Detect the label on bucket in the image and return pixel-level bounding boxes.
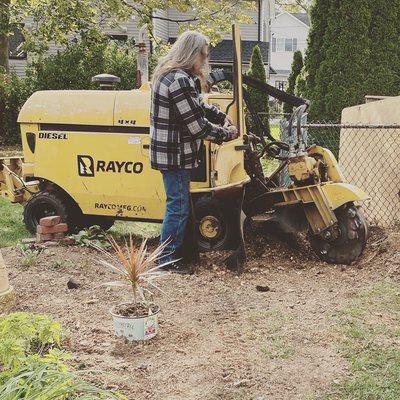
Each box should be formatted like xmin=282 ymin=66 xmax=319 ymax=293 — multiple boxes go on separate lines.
xmin=144 ymin=316 xmax=158 ymax=340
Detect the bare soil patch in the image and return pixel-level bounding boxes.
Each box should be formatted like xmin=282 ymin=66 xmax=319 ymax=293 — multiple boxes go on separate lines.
xmin=3 ymin=226 xmax=399 ymax=400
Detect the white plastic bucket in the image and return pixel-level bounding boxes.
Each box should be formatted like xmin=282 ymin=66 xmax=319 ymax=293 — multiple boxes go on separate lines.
xmin=110 ymin=302 xmax=160 ymax=341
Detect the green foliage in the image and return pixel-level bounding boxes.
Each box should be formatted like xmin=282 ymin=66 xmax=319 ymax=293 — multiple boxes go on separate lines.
xmin=364 ymin=0 xmax=400 ymax=97
xmin=0 ymin=69 xmax=35 ymax=145
xmin=74 ymin=225 xmax=111 ymax=249
xmin=0 ymin=312 xmax=125 ymax=399
xmin=0 ymin=198 xmax=31 ymax=247
xmin=1 ymin=36 xmax=139 ymax=145
xmin=246 ymin=45 xmax=270 ymax=137
xmin=17 ymin=243 xmax=42 ymax=267
xmin=304 ymin=0 xmax=400 ymax=121
xmin=26 ymin=36 xmax=138 ymax=91
xmin=283 ymin=50 xmax=303 ymax=114
xmin=3 ymin=0 xmax=252 ymax=62
xmin=0 ymin=312 xmax=62 ymax=371
xmin=294 ymin=66 xmax=307 ymax=98
xmin=275 ymin=0 xmax=311 ymax=13
xmin=302 ymin=0 xmax=331 ymax=102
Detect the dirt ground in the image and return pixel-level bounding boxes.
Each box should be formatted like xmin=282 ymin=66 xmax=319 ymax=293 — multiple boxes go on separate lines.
xmin=3 ymin=225 xmax=400 ymax=400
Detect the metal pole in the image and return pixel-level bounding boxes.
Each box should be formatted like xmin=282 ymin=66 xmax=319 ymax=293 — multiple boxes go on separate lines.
xmin=137 ymin=25 xmax=149 ymax=88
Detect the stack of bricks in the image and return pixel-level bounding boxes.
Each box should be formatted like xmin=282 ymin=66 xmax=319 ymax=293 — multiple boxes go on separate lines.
xmin=36 ymin=216 xmax=68 ymax=242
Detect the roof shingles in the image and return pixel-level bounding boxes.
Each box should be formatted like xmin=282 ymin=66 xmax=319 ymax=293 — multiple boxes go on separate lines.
xmin=210 ymin=39 xmax=270 ymax=65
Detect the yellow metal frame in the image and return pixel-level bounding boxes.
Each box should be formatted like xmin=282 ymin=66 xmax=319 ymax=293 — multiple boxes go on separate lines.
xmin=0 ymin=158 xmax=39 ymax=203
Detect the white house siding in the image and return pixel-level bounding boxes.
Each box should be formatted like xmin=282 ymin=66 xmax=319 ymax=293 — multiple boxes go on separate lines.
xmin=221 ymin=9 xmax=259 ymax=41
xmin=166 ymin=8 xmax=190 ymax=39
xmin=269 ymin=12 xmax=308 ymax=87
xmin=166 ymin=7 xmax=261 ymax=41
xmin=9 ymin=59 xmax=27 ymax=76
xmin=153 ymin=10 xmax=169 ymax=41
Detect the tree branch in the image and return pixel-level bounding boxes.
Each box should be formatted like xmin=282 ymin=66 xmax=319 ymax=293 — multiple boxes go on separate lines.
xmin=275 ymin=0 xmax=310 ymax=14
xmin=120 ymin=0 xmax=199 ymax=23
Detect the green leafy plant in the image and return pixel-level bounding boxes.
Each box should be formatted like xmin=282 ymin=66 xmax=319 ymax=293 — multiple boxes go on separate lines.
xmin=0 ymin=313 xmax=125 ymax=399
xmin=17 ymin=243 xmax=42 ymax=267
xmin=74 ymin=225 xmax=111 ymax=249
xmin=246 ymin=44 xmax=270 ymax=137
xmin=0 ymin=70 xmax=35 ymax=145
xmin=283 ymin=50 xmax=303 ymax=115
xmin=0 ymin=312 xmax=62 ymax=371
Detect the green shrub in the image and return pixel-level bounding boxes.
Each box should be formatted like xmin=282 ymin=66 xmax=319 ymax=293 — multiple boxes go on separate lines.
xmin=27 ymin=37 xmax=138 ymax=91
xmin=1 ymin=36 xmax=141 ymax=145
xmin=304 ymin=0 xmax=400 ymax=121
xmin=283 ymin=50 xmax=303 ymax=115
xmin=246 ymin=45 xmax=270 ymax=137
xmin=0 ymin=70 xmax=35 ymax=145
xmin=0 ymin=312 xmax=62 ymax=370
xmin=0 ymin=312 xmax=125 ymax=400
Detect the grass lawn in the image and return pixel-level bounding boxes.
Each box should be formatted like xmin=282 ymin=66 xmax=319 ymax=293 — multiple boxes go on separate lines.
xmin=0 ymin=198 xmax=31 ymax=248
xmin=0 ymin=197 xmax=160 ymax=248
xmin=326 ymin=282 xmax=400 ymax=399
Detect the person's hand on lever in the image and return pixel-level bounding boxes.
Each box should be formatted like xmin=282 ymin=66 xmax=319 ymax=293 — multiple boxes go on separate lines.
xmin=222 ymin=124 xmax=239 ymax=142
xmin=224 ymin=115 xmax=234 ymax=127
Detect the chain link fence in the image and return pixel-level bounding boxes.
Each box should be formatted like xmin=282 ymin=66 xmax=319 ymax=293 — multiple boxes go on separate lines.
xmin=257 ymin=115 xmax=399 ymax=227
xmin=302 ymin=123 xmax=400 ymax=227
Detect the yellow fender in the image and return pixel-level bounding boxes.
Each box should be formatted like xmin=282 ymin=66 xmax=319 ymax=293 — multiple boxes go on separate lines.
xmin=321 ymin=182 xmax=370 ymax=210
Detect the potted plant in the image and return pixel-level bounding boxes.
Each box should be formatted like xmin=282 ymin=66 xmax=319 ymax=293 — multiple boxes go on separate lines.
xmin=94 ymin=235 xmax=174 ymax=341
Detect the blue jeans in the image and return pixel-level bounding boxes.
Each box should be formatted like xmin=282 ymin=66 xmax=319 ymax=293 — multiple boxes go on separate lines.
xmin=159 ymin=169 xmax=191 ymax=263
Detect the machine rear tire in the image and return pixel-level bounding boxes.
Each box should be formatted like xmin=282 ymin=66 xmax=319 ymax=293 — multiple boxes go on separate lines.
xmin=194 ymin=197 xmax=235 ymax=252
xmin=308 ymin=203 xmax=368 ymax=265
xmin=23 ymin=192 xmax=70 ymax=234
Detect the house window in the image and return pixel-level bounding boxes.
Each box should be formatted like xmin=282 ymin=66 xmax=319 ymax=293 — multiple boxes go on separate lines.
xmin=9 ymin=24 xmax=27 ymax=60
xmin=272 ymin=37 xmax=297 ymax=52
xmin=107 ymin=34 xmax=128 ymax=42
xmin=275 ymin=80 xmax=287 ymax=91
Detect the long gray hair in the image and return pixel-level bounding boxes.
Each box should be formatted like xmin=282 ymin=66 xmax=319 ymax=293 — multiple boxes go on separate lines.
xmin=152 ymin=31 xmax=210 ymax=84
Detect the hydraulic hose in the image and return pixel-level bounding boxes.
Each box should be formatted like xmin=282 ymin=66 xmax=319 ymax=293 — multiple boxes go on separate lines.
xmin=207 ymin=69 xmax=309 ymax=108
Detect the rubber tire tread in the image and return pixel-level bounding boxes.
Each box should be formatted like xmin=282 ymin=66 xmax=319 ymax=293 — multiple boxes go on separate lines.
xmin=308 ymin=204 xmax=367 ymax=265
xmin=23 ymin=191 xmax=69 ymax=234
xmin=194 ymin=197 xmax=236 ymax=252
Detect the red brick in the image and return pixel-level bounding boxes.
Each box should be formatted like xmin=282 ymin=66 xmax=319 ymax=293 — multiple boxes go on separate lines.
xmin=37 ymin=223 xmax=68 ymax=234
xmin=39 ymin=216 xmax=61 ymax=227
xmin=53 ymin=232 xmax=65 ymax=240
xmin=36 ymin=233 xmax=54 ymax=242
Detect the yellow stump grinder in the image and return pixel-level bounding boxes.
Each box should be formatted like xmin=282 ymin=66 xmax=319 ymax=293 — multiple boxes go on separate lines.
xmin=0 ymin=25 xmax=369 ymax=269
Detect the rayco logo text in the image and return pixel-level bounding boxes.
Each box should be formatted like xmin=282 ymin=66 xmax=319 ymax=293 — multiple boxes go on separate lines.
xmin=77 ymin=155 xmax=143 ymax=177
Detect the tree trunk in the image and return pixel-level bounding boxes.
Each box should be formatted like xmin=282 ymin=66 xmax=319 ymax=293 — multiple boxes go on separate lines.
xmin=0 ymin=0 xmax=10 ymax=73
xmin=0 ymin=33 xmax=9 ymax=73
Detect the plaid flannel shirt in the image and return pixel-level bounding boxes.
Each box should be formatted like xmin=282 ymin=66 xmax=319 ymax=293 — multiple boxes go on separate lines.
xmin=150 ymin=69 xmax=229 ymax=170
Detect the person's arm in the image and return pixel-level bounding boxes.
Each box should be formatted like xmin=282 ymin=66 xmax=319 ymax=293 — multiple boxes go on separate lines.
xmin=201 ymin=100 xmax=226 ymax=125
xmin=169 ymin=76 xmax=235 ymax=144
xmin=193 ymin=75 xmax=226 ymax=125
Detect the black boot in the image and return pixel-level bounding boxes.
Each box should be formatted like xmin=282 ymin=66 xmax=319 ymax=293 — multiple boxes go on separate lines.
xmin=160 ymin=260 xmax=193 ymax=275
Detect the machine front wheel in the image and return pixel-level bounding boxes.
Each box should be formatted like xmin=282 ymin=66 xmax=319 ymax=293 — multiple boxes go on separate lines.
xmin=308 ymin=203 xmax=368 ymax=265
xmin=194 ymin=197 xmax=236 ymax=252
xmin=23 ymin=191 xmax=69 ymax=234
